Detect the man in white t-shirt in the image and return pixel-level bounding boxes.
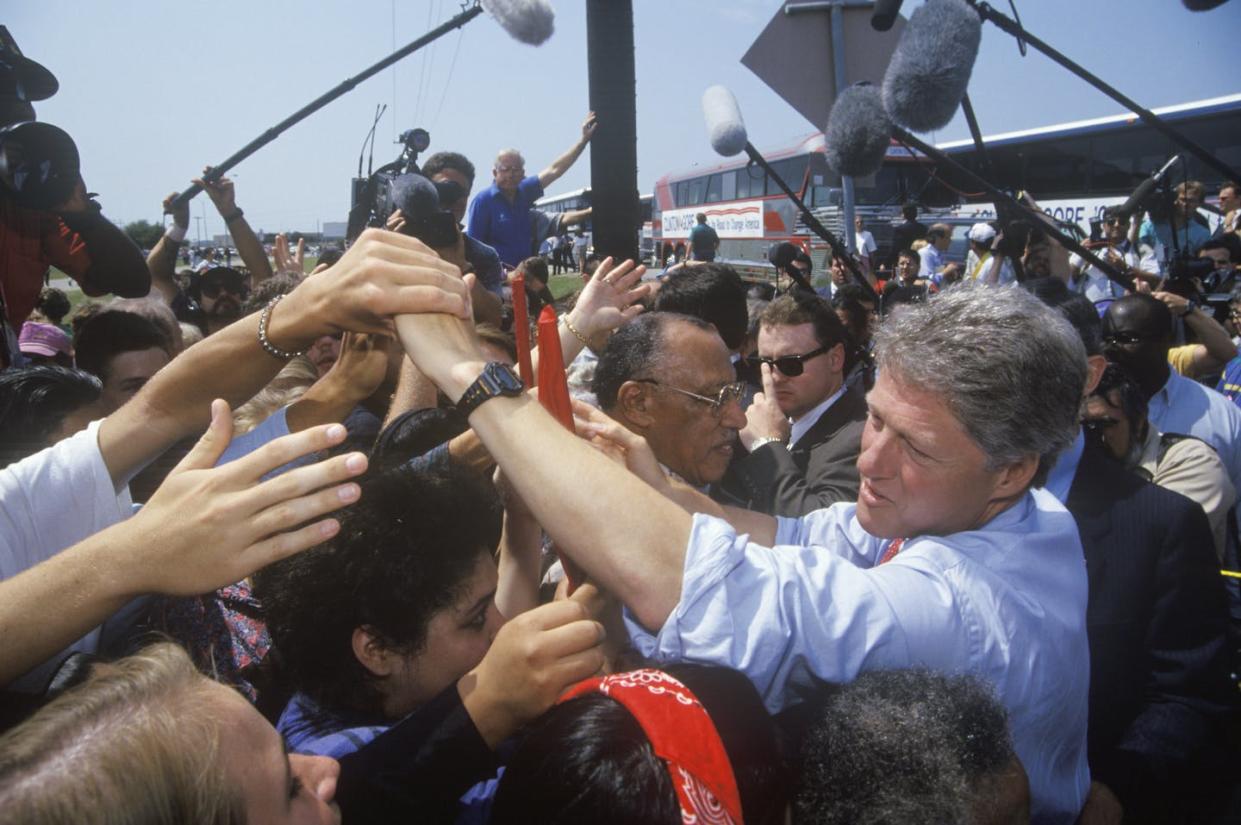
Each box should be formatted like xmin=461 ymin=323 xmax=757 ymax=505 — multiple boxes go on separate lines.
xmin=854 ymin=215 xmax=877 ymax=280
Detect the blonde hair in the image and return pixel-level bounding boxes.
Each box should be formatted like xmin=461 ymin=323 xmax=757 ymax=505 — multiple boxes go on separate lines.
xmin=0 ymin=643 xmax=245 ymax=824
xmin=232 ymin=356 xmax=318 ymax=435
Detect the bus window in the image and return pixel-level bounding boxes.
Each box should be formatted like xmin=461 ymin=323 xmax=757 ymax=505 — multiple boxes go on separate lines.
xmin=1088 ymin=129 xmax=1168 ymax=194
xmin=705 ymin=174 xmax=723 ymax=203
xmin=688 ymin=177 xmax=707 ymax=206
xmin=1022 ymin=137 xmax=1090 ymax=199
xmin=766 ymin=156 xmax=809 ymax=196
xmin=737 ymin=167 xmax=756 ymax=199
xmin=675 ymin=180 xmax=689 ymax=207
xmin=722 ymin=172 xmax=736 ymax=201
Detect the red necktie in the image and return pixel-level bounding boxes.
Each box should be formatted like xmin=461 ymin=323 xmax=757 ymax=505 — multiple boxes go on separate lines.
xmin=878 ymin=537 xmax=905 ymax=565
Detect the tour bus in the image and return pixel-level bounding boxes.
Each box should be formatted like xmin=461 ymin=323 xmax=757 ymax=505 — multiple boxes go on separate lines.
xmin=648 ymin=132 xmax=956 ymax=277
xmin=533 ymin=189 xmax=655 ymax=261
xmin=937 ymin=93 xmax=1241 ymax=239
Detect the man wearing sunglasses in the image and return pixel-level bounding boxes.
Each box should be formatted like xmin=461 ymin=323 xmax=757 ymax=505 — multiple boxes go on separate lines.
xmin=714 ymin=293 xmax=866 ymax=517
xmin=1068 ymin=207 xmax=1158 ymax=301
xmin=187 ymin=266 xmax=250 ymax=337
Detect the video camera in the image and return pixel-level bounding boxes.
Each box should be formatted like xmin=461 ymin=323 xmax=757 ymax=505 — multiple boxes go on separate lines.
xmin=0 ymin=121 xmax=81 ymax=211
xmin=346 ymin=126 xmax=458 ymax=248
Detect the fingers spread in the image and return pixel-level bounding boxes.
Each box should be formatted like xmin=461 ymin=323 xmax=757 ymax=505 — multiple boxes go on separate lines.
xmin=248 ymin=480 xmax=361 ymax=540
xmin=241 ymin=517 xmax=343 ymax=575
xmin=174 ymin=399 xmax=235 ymax=473
xmin=245 ymin=448 xmax=367 ymax=513
xmin=229 ymin=423 xmax=352 ymax=483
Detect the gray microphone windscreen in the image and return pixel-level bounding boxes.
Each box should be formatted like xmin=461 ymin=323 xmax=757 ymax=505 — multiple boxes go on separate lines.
xmin=480 ymin=0 xmax=555 ymax=46
xmin=882 ymin=0 xmax=981 ymax=132
xmin=702 ymin=86 xmax=748 ymax=157
xmin=825 ymin=85 xmax=892 ymax=178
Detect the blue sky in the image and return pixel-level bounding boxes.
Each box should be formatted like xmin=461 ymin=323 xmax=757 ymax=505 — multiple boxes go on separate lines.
xmin=8 ymin=0 xmax=1240 ymax=236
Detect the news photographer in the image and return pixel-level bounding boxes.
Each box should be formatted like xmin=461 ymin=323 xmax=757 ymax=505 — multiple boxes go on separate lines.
xmin=0 ymin=27 xmax=148 ymax=366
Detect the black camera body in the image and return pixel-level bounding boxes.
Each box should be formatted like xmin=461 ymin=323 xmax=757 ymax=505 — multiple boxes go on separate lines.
xmin=347 ymin=124 xmax=458 ymax=248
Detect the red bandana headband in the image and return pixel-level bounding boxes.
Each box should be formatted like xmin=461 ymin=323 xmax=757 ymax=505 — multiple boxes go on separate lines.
xmin=560 ymin=668 xmax=744 ymax=825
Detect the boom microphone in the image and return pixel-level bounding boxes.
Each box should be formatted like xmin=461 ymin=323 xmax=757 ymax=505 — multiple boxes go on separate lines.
xmin=1182 ymin=0 xmax=1231 ymax=9
xmin=882 ymin=0 xmax=981 ymax=132
xmin=870 ymin=0 xmax=905 ymax=31
xmin=1117 ymin=154 xmax=1181 ymax=219
xmin=480 ymin=0 xmax=555 ymax=46
xmin=825 ymin=84 xmax=893 ymax=178
xmin=702 ymin=86 xmax=748 ymax=157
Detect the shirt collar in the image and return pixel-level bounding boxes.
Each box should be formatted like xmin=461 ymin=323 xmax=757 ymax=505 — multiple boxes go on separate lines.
xmin=1042 ymin=429 xmax=1085 ymax=504
xmin=790 ymin=384 xmax=847 ymax=448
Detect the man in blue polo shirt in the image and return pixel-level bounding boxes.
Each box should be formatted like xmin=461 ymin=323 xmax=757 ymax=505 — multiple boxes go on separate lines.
xmin=466 ymin=112 xmax=597 ymax=268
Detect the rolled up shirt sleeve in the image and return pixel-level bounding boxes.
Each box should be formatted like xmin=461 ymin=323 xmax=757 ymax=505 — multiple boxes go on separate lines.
xmin=626 ymin=511 xmax=969 ymax=712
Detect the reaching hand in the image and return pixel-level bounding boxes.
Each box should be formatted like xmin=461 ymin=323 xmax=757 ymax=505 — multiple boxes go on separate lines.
xmin=581 ymin=111 xmax=598 ymax=142
xmin=739 ymin=363 xmax=790 ymax=450
xmin=385 ymin=209 xmax=407 ymax=235
xmin=162 ymin=191 xmax=190 ymax=230
xmin=566 ymin=256 xmax=649 ymax=346
xmin=322 ymin=332 xmax=392 ymax=402
xmin=572 ymin=398 xmax=670 ymax=496
xmin=124 ymin=399 xmax=368 ymax=596
xmin=194 ymin=167 xmax=238 ymax=217
xmin=273 ymin=233 xmax=306 ymax=277
xmin=458 ymin=585 xmax=606 ymax=748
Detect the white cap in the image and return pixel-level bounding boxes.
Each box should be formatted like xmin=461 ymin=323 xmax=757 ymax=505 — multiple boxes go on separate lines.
xmin=968 ymin=222 xmax=996 ymax=243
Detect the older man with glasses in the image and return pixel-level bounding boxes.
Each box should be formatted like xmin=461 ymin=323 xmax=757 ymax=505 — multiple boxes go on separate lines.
xmin=713 ymin=291 xmax=867 ymax=517
xmin=590 ymin=312 xmax=746 ymax=487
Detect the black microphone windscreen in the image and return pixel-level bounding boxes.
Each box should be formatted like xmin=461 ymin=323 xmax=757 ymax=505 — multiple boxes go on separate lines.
xmin=702 ymin=86 xmax=748 ymax=157
xmin=825 ymin=85 xmax=893 ymax=178
xmin=480 ymin=0 xmax=555 ymax=46
xmin=1182 ymin=0 xmax=1230 ymax=9
xmin=882 ymin=0 xmax=981 ymax=132
xmin=871 ymin=0 xmax=905 ymax=31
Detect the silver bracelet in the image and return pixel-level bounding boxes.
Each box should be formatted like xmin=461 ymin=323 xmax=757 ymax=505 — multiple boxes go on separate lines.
xmin=257 ymin=295 xmax=305 ymax=360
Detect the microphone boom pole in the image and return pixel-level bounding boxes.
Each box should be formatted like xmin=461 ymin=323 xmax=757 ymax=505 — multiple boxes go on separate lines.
xmin=743 ymin=143 xmax=880 ymax=302
xmin=967 ymin=0 xmax=1241 ymax=185
xmin=171 ymin=2 xmax=485 ymax=209
xmin=893 ymin=126 xmax=1134 ymax=290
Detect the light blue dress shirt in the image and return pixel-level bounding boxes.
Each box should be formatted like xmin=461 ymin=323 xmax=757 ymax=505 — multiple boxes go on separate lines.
xmin=1147 ymin=369 xmax=1241 ymax=494
xmin=1042 ymin=429 xmax=1085 ymax=504
xmin=627 ymin=491 xmax=1091 ymax=824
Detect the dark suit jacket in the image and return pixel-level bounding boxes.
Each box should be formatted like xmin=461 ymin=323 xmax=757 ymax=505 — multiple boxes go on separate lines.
xmin=1065 ymin=441 xmax=1234 ymax=817
xmin=712 ymin=383 xmax=867 ymax=517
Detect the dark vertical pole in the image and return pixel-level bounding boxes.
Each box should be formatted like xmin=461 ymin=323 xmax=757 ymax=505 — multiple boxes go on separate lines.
xmin=585 ymin=0 xmax=639 ymax=262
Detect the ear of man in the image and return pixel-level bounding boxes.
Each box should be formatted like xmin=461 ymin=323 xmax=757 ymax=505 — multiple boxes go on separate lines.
xmin=616 ymin=380 xmax=656 ymax=429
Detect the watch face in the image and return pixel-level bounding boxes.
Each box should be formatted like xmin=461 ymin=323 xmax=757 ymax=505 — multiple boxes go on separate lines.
xmin=484 ymin=362 xmax=524 ymax=395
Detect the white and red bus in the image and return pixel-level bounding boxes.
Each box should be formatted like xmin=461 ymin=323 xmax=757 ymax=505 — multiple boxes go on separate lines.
xmin=649 ymin=132 xmax=955 ymax=276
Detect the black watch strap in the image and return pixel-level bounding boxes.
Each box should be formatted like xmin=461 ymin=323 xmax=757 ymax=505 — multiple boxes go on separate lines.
xmin=456 ymin=362 xmax=525 ymax=418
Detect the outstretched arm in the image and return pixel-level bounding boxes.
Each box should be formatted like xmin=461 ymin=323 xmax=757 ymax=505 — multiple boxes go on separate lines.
xmin=197 ymin=170 xmax=274 ymax=285
xmin=99 ymin=228 xmax=471 ymax=488
xmin=394 ymin=309 xmax=690 ymax=631
xmin=0 ymin=404 xmax=367 ymax=687
xmin=147 ymin=191 xmax=189 ymax=304
xmin=538 ymin=112 xmax=597 ymax=190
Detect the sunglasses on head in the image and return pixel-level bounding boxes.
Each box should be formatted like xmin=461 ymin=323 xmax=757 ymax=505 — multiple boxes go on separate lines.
xmin=753 ymin=345 xmax=830 ymax=377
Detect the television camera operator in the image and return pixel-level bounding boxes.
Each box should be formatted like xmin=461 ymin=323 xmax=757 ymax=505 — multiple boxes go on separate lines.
xmin=0 ymin=27 xmax=148 ymax=367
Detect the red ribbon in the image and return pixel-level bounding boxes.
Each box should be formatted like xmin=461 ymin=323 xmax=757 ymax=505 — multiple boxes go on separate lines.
xmin=561 ymin=669 xmax=744 ymax=825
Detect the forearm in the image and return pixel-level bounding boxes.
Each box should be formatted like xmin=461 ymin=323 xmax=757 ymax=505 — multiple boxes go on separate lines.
xmin=0 ymin=522 xmax=143 ymax=686
xmin=1184 ymin=308 xmax=1237 ymax=370
xmin=61 ymin=209 xmax=151 ymax=298
xmin=100 ymin=292 xmax=326 ymax=485
xmin=495 ymin=510 xmax=543 ymax=619
xmin=227 ymin=217 xmax=274 ymax=284
xmin=285 ymin=374 xmax=368 ymax=433
xmin=539 ymin=137 xmax=589 ymax=189
xmin=664 ymin=478 xmax=777 ymax=545
xmin=146 ymin=235 xmax=182 ymax=304
xmin=396 ymin=318 xmax=690 ymax=629
xmin=384 ymin=357 xmax=439 ymax=427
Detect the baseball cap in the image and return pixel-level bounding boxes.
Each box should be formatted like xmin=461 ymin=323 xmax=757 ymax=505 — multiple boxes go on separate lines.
xmin=18 ymin=321 xmax=71 ymax=358
xmin=968 ymin=222 xmax=997 ymax=243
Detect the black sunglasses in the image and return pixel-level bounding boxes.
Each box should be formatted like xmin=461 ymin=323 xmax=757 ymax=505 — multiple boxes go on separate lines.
xmin=753 ymin=345 xmax=830 ymax=377
xmin=1102 ymin=331 xmax=1155 ymax=347
xmin=1081 ymin=417 xmax=1120 ymax=433
xmin=200 ymin=277 xmax=248 ymax=299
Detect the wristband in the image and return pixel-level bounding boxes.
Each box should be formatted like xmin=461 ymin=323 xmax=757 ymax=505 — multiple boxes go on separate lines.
xmin=222 ymin=208 xmax=244 ymax=224
xmin=165 ymin=223 xmax=187 ymax=243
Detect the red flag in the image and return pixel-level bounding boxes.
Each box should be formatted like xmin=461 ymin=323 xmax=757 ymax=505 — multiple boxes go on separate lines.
xmin=510 ymin=273 xmax=534 ymax=386
xmin=536 ymin=304 xmax=575 ymax=432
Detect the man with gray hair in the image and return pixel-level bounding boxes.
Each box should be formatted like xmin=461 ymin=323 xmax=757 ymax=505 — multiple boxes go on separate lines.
xmin=395 ymin=283 xmax=1092 ymax=822
xmin=466 ymin=112 xmax=597 ymax=267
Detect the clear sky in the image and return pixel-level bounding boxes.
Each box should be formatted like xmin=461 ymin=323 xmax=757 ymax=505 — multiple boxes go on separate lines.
xmin=8 ymin=0 xmax=1240 ymax=238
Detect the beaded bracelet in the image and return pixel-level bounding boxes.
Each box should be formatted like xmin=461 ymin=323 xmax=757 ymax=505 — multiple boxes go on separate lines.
xmin=257 ymin=295 xmax=305 ymax=360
